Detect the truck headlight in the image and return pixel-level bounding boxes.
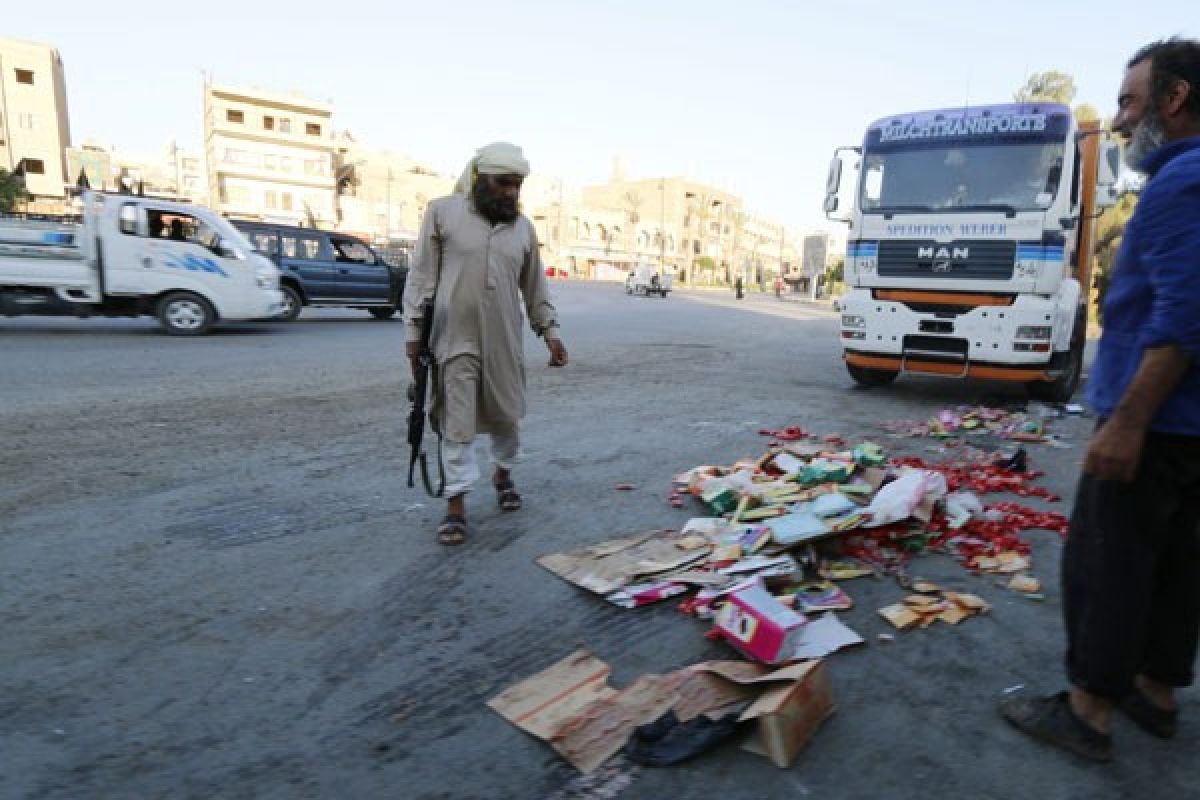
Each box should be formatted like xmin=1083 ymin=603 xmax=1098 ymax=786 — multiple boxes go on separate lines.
xmin=1015 ymin=326 xmax=1053 ymax=340
xmin=841 ymin=315 xmax=865 ymax=328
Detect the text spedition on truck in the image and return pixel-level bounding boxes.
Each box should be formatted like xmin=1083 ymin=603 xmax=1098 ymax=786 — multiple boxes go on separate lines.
xmin=0 ymin=191 xmax=282 ymax=335
xmin=824 ymin=102 xmax=1121 ymax=401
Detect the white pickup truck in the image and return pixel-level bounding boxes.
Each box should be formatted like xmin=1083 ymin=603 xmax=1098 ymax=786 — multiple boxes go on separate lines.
xmin=0 ymin=191 xmax=282 ymax=335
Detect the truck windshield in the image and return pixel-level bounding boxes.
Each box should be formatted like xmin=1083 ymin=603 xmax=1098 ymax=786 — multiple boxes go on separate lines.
xmin=859 ymin=141 xmax=1065 ymax=214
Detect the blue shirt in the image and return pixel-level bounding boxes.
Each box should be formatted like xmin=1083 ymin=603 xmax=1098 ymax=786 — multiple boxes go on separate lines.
xmin=1086 ymin=136 xmax=1200 ymax=436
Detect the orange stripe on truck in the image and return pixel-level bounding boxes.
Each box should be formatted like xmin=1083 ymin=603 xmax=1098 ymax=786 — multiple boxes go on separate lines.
xmin=872 ymin=289 xmax=1016 ymax=307
xmin=845 ymin=352 xmax=1052 ymax=382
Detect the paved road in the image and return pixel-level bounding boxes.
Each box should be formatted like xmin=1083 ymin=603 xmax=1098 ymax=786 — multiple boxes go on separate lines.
xmin=1 ymin=283 xmax=1189 ymax=799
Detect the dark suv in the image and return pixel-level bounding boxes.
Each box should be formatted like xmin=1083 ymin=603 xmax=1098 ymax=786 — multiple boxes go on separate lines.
xmin=232 ymin=221 xmax=407 ymax=321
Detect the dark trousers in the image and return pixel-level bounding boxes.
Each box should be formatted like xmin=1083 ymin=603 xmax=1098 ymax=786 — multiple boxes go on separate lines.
xmin=1063 ymin=430 xmax=1200 ymax=700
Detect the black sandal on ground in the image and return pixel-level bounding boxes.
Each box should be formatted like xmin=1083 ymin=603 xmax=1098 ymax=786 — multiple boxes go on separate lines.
xmin=437 ymin=514 xmax=468 ymax=545
xmin=494 ymin=478 xmax=522 ymax=511
xmin=1119 ymin=689 xmax=1178 ymax=739
xmin=999 ymin=691 xmax=1113 ymax=763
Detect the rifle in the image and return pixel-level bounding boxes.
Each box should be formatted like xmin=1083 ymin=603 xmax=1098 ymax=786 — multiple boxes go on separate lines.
xmin=407 ymin=299 xmax=444 ymax=497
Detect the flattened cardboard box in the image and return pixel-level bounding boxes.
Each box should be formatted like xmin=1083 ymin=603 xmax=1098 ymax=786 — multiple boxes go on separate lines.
xmin=489 ymin=650 xmax=835 ymax=773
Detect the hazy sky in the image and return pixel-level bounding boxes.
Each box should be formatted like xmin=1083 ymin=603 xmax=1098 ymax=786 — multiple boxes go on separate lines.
xmin=6 ymin=1 xmax=1196 ymax=231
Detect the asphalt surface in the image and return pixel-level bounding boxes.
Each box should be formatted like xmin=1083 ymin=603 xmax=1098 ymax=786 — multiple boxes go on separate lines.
xmin=1 ymin=283 xmax=1192 ymax=800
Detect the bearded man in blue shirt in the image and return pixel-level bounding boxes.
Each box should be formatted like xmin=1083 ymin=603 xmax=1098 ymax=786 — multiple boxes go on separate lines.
xmin=1002 ymin=37 xmax=1200 ymax=763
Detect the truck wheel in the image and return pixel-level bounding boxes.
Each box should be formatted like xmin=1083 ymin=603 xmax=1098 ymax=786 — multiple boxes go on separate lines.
xmin=157 ymin=292 xmax=214 ymax=336
xmin=1028 ymin=324 xmax=1085 ymax=403
xmin=369 ymin=307 xmax=397 ymax=319
xmin=847 ymin=362 xmax=898 ymax=388
xmin=277 ymin=285 xmax=302 ymax=321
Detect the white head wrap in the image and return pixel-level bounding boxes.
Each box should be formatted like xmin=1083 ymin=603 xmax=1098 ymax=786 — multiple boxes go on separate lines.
xmin=454 ymin=142 xmax=531 ymax=194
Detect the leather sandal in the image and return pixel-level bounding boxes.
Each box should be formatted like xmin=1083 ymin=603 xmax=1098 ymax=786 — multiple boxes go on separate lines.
xmin=494 ymin=478 xmax=522 ymax=511
xmin=437 ymin=514 xmax=468 ymax=545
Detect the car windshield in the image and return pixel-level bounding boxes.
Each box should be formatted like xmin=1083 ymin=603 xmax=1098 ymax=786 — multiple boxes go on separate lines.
xmin=859 ymin=141 xmax=1065 ymax=213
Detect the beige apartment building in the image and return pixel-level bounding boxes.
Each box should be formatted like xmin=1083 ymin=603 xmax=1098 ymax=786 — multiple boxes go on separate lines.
xmin=527 ymin=170 xmax=797 ymax=284
xmin=334 ymin=135 xmax=453 ymax=244
xmin=0 ymin=37 xmax=71 ymax=212
xmin=204 ymin=82 xmax=336 ymax=227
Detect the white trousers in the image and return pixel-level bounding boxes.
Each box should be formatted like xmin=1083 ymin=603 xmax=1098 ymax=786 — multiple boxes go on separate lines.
xmin=443 ymin=426 xmax=520 ymax=497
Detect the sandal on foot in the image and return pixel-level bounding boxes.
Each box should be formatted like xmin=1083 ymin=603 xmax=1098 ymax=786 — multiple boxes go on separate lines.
xmin=437 ymin=514 xmax=468 ymax=546
xmin=1119 ymin=690 xmax=1177 ymax=739
xmin=999 ymin=691 xmax=1113 ymax=763
xmin=494 ymin=479 xmax=522 ymax=512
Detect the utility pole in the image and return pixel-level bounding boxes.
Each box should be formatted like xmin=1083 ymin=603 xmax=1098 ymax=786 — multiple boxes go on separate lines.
xmin=659 ymin=178 xmax=667 ymax=275
xmin=386 ymin=165 xmax=393 ymax=242
xmin=556 ymin=177 xmax=565 ymax=277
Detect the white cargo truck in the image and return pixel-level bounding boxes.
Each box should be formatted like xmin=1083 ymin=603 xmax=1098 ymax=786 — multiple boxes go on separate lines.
xmin=0 ymin=191 xmax=282 ymax=335
xmin=824 ymin=103 xmax=1121 ymax=401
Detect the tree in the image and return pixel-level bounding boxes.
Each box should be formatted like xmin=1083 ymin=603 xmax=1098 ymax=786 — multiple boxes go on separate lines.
xmin=1073 ymin=103 xmax=1101 ymax=123
xmin=1014 ymin=71 xmax=1077 ymax=104
xmin=0 ymin=168 xmax=28 ymax=212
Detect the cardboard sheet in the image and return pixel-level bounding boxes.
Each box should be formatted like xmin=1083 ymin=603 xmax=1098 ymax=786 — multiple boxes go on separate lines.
xmin=537 ymin=530 xmax=711 ymax=595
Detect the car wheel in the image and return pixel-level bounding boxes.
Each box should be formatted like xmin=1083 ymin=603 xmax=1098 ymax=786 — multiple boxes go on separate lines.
xmin=369 ymin=307 xmax=397 ymax=319
xmin=157 ymin=291 xmax=214 ymax=336
xmin=277 ymin=285 xmax=302 ymax=321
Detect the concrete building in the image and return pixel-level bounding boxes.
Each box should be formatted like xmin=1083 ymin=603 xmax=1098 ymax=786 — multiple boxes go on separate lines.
xmin=65 ymin=142 xmax=112 ymax=192
xmin=528 ymin=169 xmax=797 ymax=285
xmin=0 ymin=37 xmax=71 ymax=212
xmin=204 ymin=81 xmax=336 ymax=227
xmin=333 ymin=134 xmax=453 ymax=245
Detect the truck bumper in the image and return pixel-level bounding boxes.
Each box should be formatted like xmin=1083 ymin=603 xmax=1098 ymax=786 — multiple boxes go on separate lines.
xmin=839 ymin=288 xmax=1077 ymax=383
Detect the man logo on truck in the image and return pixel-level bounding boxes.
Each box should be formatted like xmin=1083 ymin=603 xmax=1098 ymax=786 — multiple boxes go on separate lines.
xmin=917 ymin=245 xmax=968 ymax=272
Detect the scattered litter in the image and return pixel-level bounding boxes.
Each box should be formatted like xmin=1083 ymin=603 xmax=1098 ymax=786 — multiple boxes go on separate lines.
xmin=882 ymin=406 xmax=1060 ymax=444
xmin=489 ymin=649 xmax=834 ymax=773
xmin=1003 ymin=684 xmax=1026 ymax=694
xmin=790 ymin=613 xmax=865 ymax=659
xmin=877 ymin=633 xmax=895 ymax=643
xmin=712 ymin=579 xmax=807 ymax=664
xmin=879 ymin=590 xmax=990 ymax=630
xmin=1064 ymin=403 xmax=1085 ymax=415
xmin=403 ymin=503 xmax=425 ymax=512
xmin=614 ymin=483 xmax=637 ymax=491
xmin=1007 ymin=574 xmax=1042 ymax=594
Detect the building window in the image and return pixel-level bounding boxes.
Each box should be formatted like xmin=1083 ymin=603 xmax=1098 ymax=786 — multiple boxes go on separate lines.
xmin=15 ymin=68 xmax=34 ymax=85
xmin=24 ymin=159 xmax=45 ymax=175
xmin=182 ymin=158 xmax=198 ymax=171
xmin=281 ymin=192 xmax=293 ymax=211
xmin=279 ymin=157 xmax=292 ymax=173
xmin=265 ymin=190 xmax=277 ymax=209
xmin=303 ymin=159 xmax=323 ymax=176
xmin=264 ymin=154 xmax=278 ymax=171
xmin=305 ymin=122 xmax=322 ymax=136
xmin=279 ymin=118 xmax=292 ymax=134
xmin=263 ymin=115 xmax=275 ymax=131
xmin=17 ymin=112 xmax=34 ymax=130
xmin=226 ymin=109 xmax=244 ymax=123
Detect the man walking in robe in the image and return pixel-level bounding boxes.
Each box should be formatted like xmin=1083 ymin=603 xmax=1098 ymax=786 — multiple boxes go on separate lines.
xmin=403 ymin=142 xmax=568 ymax=545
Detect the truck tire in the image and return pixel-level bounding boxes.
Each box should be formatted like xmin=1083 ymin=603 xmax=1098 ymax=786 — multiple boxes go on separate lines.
xmin=1028 ymin=317 xmax=1085 ymax=403
xmin=847 ymin=362 xmax=898 ymax=388
xmin=277 ymin=285 xmax=302 ymax=321
xmin=369 ymin=307 xmax=397 ymax=319
xmin=157 ymin=291 xmax=214 ymax=336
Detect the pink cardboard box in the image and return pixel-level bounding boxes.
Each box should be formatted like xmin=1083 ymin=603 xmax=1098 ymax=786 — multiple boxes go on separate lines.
xmin=713 ymin=579 xmax=807 ymax=664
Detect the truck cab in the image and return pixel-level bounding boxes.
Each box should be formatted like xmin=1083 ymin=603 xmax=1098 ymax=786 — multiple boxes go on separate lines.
xmin=825 ymin=103 xmax=1121 ymax=401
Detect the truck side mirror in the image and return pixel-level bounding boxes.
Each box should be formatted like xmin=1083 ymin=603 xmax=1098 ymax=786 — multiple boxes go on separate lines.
xmin=824 ymin=147 xmax=860 ymax=223
xmin=1094 ymin=140 xmax=1121 ymax=210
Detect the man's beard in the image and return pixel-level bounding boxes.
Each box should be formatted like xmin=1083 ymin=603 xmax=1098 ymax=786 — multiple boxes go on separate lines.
xmin=473 ymin=180 xmax=519 ymax=224
xmin=1124 ymin=109 xmax=1167 ymax=171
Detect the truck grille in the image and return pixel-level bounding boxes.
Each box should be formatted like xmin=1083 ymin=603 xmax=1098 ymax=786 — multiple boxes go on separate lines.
xmin=878 ymin=240 xmax=1015 ymax=280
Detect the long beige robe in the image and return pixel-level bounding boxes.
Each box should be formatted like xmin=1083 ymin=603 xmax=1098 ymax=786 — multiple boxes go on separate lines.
xmin=402 ymin=194 xmax=559 ymax=443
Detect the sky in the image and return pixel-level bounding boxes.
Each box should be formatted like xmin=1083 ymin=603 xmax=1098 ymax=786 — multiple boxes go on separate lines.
xmin=5 ymin=1 xmax=1196 ymax=232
